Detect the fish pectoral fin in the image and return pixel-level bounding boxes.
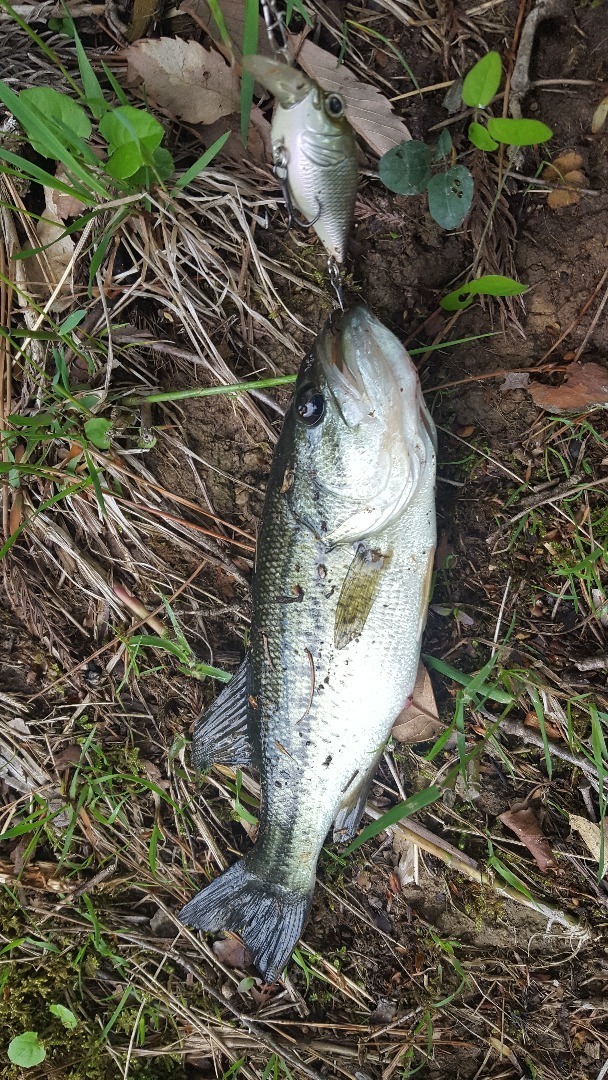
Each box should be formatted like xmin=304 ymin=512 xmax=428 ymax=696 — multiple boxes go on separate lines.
xmin=333 ymin=758 xmax=380 ymax=843
xmin=192 ymin=658 xmax=257 ymax=772
xmin=334 ymin=544 xmax=391 ymax=649
xmin=300 ymin=129 xmax=349 ymax=169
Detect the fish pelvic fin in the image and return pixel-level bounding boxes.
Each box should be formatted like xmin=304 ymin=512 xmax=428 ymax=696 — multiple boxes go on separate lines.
xmin=178 ymin=856 xmax=314 ymax=983
xmin=192 ymin=658 xmax=256 ymax=771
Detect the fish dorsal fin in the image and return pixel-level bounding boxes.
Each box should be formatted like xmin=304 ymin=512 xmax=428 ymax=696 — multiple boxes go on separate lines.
xmin=192 ymin=658 xmax=257 ymax=772
xmin=334 ymin=545 xmax=391 ymax=650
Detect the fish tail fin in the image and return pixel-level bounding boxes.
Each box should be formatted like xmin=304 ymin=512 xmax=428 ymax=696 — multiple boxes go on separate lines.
xmin=178 ymin=857 xmax=313 ymax=983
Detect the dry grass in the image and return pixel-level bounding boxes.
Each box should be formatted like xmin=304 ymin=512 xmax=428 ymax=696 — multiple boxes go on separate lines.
xmin=1 ymin=5 xmax=608 ymax=1080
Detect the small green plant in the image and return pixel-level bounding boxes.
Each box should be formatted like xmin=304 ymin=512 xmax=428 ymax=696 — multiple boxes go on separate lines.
xmin=7 ymin=1031 xmax=46 ymax=1068
xmin=379 ymin=50 xmax=552 ymax=231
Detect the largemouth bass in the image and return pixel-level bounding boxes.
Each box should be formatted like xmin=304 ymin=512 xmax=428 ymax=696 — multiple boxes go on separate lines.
xmin=179 ymin=306 xmax=436 ymax=982
xmin=244 ymin=55 xmax=357 ymax=263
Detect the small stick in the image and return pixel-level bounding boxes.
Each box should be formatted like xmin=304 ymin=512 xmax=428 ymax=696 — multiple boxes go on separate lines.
xmin=488 ymin=476 xmax=608 ymax=545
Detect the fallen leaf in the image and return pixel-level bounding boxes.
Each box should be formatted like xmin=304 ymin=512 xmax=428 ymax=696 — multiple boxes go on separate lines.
xmin=592 ymin=94 xmax=608 ymax=135
xmin=296 ymin=40 xmax=411 ymax=157
xmin=32 ymin=187 xmax=75 ymax=307
xmin=391 ymin=662 xmax=445 ymax=744
xmin=124 ymin=38 xmax=240 ymax=125
xmin=499 ymin=807 xmax=557 ymax=872
xmin=197 ymin=105 xmax=271 ymax=164
xmin=529 ymin=361 xmax=608 ymax=413
xmin=455 ymin=424 xmax=475 ymax=438
xmin=47 ymin=172 xmax=86 ymax=221
xmin=523 ymin=710 xmax=562 ymax=741
xmin=569 ymin=813 xmax=608 ymax=871
xmin=501 ymin=371 xmax=530 ymax=391
xmin=212 ymin=934 xmax=252 ymax=969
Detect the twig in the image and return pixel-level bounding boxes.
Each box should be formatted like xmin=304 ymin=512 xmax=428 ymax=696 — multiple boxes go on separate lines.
xmin=488 ymin=476 xmax=608 ymax=545
xmin=574 ymin=276 xmax=608 ymax=362
xmin=505 ymin=170 xmax=601 ymax=197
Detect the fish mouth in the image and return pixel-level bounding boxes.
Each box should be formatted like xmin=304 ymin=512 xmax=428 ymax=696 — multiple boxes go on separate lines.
xmin=243 ymin=56 xmax=313 ymax=107
xmin=316 ymin=305 xmax=411 ymax=429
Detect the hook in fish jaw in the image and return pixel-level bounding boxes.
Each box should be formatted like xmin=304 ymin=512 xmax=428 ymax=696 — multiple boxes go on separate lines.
xmin=328 ymin=257 xmax=344 ymax=311
xmin=261 ymin=0 xmax=290 ymax=61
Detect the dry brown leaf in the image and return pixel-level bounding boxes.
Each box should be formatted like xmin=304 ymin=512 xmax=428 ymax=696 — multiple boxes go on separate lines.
xmin=592 ymin=94 xmax=608 ymax=135
xmin=198 ymin=104 xmax=271 ymax=164
xmin=47 ymin=172 xmax=85 ymax=221
xmin=570 ymin=813 xmax=608 ymax=870
xmin=31 ymin=187 xmax=75 ymax=306
xmin=529 ymin=361 xmax=608 ymax=413
xmin=212 ymin=934 xmax=252 ymax=969
xmin=542 ymin=153 xmax=587 ymax=211
xmin=124 ymin=38 xmax=240 ymax=125
xmin=499 ymin=807 xmax=557 ymax=873
xmin=296 ymin=40 xmax=411 ymax=157
xmin=391 ymin=662 xmax=444 ymax=744
xmin=501 ymin=371 xmax=530 ymax=391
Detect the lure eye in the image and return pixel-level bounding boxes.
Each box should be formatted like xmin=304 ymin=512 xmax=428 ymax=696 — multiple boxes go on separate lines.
xmin=324 ymin=93 xmax=345 ymax=119
xmin=295 ymin=388 xmax=325 ymax=427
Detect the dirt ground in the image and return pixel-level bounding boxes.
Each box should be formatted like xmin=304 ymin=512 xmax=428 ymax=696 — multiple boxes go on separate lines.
xmin=1 ymin=1 xmax=608 ymax=1078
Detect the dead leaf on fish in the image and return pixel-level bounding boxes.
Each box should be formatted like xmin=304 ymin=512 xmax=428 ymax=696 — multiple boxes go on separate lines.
xmin=499 ymin=807 xmax=557 ymax=873
xmin=391 ymin=662 xmax=444 ymax=744
xmin=124 ymin=38 xmax=240 ymax=125
xmin=529 ymin=361 xmax=608 ymax=413
xmin=569 ymin=813 xmax=608 ymax=873
xmin=296 ymin=40 xmax=411 ymax=157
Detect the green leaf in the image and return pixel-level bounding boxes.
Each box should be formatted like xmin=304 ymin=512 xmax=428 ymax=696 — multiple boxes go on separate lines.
xmin=73 ymin=23 xmax=108 ymax=120
xmin=486 ymin=117 xmax=553 ymax=146
xmin=84 ymin=417 xmax=112 ymax=449
xmin=173 ymin=131 xmax=231 ymax=191
xmin=99 ymin=106 xmax=164 ymax=153
xmin=379 ymin=140 xmax=431 ymax=195
xmin=8 ymin=1032 xmax=46 ymax=1068
xmin=0 ymin=148 xmax=91 ymax=203
xmin=441 ymin=274 xmax=528 ymax=310
xmin=342 ymin=786 xmax=442 ymax=854
xmin=468 ymin=121 xmax=498 ymax=151
xmin=59 ymin=309 xmax=87 ymax=335
xmin=433 ymin=128 xmax=452 ymax=162
xmin=104 ymin=142 xmax=145 ymax=180
xmin=49 ymin=1003 xmax=78 ymax=1029
xmin=462 ymin=51 xmax=502 ymax=108
xmin=427 ymin=165 xmax=473 ymax=229
xmin=286 ymin=0 xmax=313 ymax=25
xmin=241 ymin=0 xmax=259 ymax=144
xmin=20 ymin=87 xmax=91 ymax=154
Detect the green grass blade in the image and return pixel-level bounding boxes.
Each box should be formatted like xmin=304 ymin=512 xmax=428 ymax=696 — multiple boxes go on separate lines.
xmin=0 ymin=0 xmax=80 ymax=93
xmin=173 ymin=131 xmax=230 ymax=191
xmin=342 ymin=785 xmax=442 ymax=854
xmin=0 ymin=148 xmax=93 ymax=203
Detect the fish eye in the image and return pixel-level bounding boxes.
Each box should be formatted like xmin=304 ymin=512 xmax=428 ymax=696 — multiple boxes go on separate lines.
xmin=324 ymin=93 xmax=344 ymax=118
xmin=295 ymin=387 xmax=325 ymax=427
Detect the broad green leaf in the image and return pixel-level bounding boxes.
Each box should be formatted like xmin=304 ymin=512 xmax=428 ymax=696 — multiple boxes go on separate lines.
xmin=84 ymin=417 xmax=112 ymax=449
xmin=104 ymin=142 xmax=145 ymax=180
xmin=173 ymin=131 xmax=230 ymax=191
xmin=49 ymin=1003 xmax=78 ymax=1029
xmin=8 ymin=1032 xmax=46 ymax=1068
xmin=462 ymin=51 xmax=502 ymax=108
xmin=99 ymin=106 xmax=164 ymax=153
xmin=433 ymin=128 xmax=452 ymax=162
xmin=342 ymin=786 xmax=442 ymax=854
xmin=59 ymin=309 xmax=87 ymax=334
xmin=487 ymin=117 xmax=552 ymax=146
xmin=20 ymin=87 xmax=91 ymax=154
xmin=379 ymin=140 xmax=431 ymax=195
xmin=468 ymin=121 xmax=498 ymax=151
xmin=241 ymin=0 xmax=259 ymax=144
xmin=427 ymin=165 xmax=473 ymax=229
xmin=441 ymin=274 xmax=528 ymax=310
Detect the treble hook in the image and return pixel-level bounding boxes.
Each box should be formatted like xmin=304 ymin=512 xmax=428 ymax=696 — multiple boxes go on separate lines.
xmin=327 ymin=257 xmax=344 ymax=311
xmin=272 ymin=147 xmax=321 ymax=231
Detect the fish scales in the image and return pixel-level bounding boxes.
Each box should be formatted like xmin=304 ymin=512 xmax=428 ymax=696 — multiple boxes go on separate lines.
xmin=180 ymin=305 xmax=436 ymax=982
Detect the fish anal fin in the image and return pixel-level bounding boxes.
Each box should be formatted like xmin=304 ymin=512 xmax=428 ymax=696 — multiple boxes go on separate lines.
xmin=192 ymin=658 xmax=257 ymax=772
xmin=333 ymin=758 xmax=380 ymax=843
xmin=334 ymin=544 xmax=391 ymax=650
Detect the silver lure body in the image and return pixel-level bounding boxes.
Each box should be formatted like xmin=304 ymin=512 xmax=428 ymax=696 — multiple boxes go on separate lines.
xmin=179 ymin=306 xmax=437 ymax=982
xmin=244 ymin=56 xmax=357 ymax=263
